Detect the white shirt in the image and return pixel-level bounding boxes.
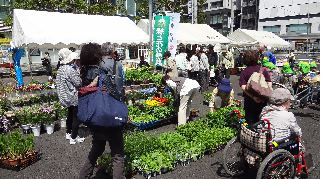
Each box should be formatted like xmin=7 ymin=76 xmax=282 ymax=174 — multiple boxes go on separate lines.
xmin=166 ymin=78 xmax=200 ymax=96
xmin=180 ymin=78 xmax=200 ymax=96
xmin=175 ymin=53 xmax=188 ymax=70
xmin=190 ymin=55 xmax=200 ymax=72
xmin=199 ymin=53 xmax=209 ymax=70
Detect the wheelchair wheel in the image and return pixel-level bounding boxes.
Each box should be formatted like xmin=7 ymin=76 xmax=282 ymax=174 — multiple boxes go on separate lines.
xmin=223 ymin=137 xmax=246 ymax=176
xmin=256 ymin=149 xmax=296 ymax=179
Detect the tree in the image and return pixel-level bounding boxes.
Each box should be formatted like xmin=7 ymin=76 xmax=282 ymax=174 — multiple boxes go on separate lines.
xmin=134 ymin=0 xmax=206 ymax=23
xmin=4 ymin=0 xmax=128 ymax=26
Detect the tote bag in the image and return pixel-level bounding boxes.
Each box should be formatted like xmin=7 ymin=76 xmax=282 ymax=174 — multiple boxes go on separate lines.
xmin=246 ymin=67 xmax=272 ymax=98
xmin=77 ymin=72 xmax=128 ymax=127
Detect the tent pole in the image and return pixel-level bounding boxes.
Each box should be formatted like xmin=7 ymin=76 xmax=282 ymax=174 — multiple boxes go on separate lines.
xmin=26 ymin=47 xmax=34 ymax=81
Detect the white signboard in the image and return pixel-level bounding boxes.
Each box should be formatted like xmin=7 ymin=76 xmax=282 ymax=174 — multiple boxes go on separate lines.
xmin=165 ymin=13 xmax=180 ymax=58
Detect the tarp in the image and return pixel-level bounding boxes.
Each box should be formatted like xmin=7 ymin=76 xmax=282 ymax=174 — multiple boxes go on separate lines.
xmin=137 ymin=19 xmax=230 ymax=45
xmin=12 ymin=9 xmax=149 ymax=48
xmin=228 ymin=28 xmax=290 ymax=48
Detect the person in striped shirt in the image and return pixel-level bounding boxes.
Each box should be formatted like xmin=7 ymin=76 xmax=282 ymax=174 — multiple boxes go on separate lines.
xmin=56 ymin=50 xmax=85 ymax=144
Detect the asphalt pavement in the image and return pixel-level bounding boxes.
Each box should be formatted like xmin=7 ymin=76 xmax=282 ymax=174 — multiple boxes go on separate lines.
xmin=0 ymin=75 xmax=319 ymax=179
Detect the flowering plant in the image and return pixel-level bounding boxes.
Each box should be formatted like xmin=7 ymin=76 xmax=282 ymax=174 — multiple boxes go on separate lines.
xmin=40 ymin=105 xmax=56 ymax=124
xmin=145 ymin=99 xmax=161 ymax=107
xmin=151 ymin=97 xmax=169 ymax=104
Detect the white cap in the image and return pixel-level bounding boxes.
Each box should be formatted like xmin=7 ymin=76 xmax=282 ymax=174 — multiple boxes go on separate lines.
xmin=61 ymin=52 xmax=80 ymax=65
xmin=58 ymin=48 xmax=72 ymax=61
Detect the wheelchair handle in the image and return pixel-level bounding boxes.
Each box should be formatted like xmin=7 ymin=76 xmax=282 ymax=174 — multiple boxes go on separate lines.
xmin=251 ymin=119 xmax=271 ymax=130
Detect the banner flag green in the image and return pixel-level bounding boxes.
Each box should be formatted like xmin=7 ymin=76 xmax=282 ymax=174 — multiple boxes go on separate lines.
xmin=152 ymin=16 xmax=170 ymax=66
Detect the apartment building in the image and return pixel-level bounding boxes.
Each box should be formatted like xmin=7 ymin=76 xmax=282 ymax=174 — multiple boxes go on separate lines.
xmin=204 ymin=0 xmax=241 ymax=36
xmin=258 ymin=0 xmax=320 ymax=50
xmin=240 ymin=0 xmax=259 ymax=30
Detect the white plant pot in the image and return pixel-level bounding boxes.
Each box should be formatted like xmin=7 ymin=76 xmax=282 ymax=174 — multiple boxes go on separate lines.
xmin=31 ymin=125 xmax=41 ymax=137
xmin=45 ymin=124 xmax=54 ymax=134
xmin=21 ymin=124 xmax=30 ymax=130
xmin=60 ymin=118 xmax=67 ymax=128
xmin=21 ymin=124 xmax=31 ymax=134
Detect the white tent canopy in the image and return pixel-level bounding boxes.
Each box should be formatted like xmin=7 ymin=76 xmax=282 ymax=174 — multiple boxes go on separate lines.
xmin=12 ymin=9 xmax=149 ymax=48
xmin=228 ymin=28 xmax=290 ymax=48
xmin=137 ymin=19 xmax=230 ymax=45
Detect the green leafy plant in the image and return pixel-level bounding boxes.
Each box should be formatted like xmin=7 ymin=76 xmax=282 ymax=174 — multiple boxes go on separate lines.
xmin=124 ymin=131 xmax=160 ymax=163
xmin=203 ymin=92 xmax=212 ymax=103
xmin=5 ymin=130 xmax=35 ymax=160
xmin=97 ymin=153 xmax=112 ymax=173
xmin=132 ymin=150 xmax=175 ymax=174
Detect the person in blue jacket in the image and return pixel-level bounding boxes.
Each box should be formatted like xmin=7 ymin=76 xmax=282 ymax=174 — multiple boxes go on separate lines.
xmin=263 ymin=46 xmax=277 ymax=65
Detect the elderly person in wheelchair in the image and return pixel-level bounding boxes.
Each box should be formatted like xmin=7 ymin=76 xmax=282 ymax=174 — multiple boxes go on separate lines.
xmin=223 ymin=88 xmax=310 ymax=179
xmin=260 ymin=88 xmax=302 ymax=146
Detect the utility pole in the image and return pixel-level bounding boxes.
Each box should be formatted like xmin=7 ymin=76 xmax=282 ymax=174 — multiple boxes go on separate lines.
xmin=240 ymin=0 xmax=243 ymax=29
xmin=230 ymin=0 xmax=234 ymax=34
xmin=191 ymin=0 xmax=197 ymax=24
xmin=307 ymin=0 xmax=310 ymax=62
xmin=149 ymin=0 xmax=153 ymax=63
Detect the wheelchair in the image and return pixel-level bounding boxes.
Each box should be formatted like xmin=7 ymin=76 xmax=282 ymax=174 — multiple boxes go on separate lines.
xmin=223 ymin=119 xmax=310 ymax=179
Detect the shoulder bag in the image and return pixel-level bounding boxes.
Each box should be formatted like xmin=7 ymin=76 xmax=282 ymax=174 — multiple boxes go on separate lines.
xmin=77 ymin=71 xmax=128 ymax=127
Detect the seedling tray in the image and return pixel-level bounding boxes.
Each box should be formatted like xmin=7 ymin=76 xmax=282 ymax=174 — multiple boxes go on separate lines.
xmin=0 ymin=152 xmax=41 ymax=171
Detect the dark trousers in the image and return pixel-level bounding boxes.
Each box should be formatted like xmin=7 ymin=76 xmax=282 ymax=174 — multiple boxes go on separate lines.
xmin=223 ymin=68 xmax=230 ymax=79
xmin=66 ymin=106 xmax=81 ymax=139
xmin=244 ymin=97 xmax=266 ymax=126
xmin=79 ymin=126 xmax=125 ymax=179
xmin=199 ymin=70 xmax=209 ymax=92
xmin=190 ymin=71 xmax=199 ymax=81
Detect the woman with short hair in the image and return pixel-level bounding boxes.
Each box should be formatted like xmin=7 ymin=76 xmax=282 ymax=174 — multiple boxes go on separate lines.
xmin=239 ymin=50 xmax=271 ymax=125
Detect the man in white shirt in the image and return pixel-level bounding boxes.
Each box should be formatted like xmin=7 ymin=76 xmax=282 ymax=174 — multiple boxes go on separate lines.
xmin=163 ymin=75 xmax=200 ymax=125
xmin=190 ymin=50 xmax=200 ymax=81
xmin=175 ymin=47 xmax=188 ymax=77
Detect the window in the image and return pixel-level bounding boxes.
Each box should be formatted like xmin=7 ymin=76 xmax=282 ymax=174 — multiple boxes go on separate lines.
xmin=210 ymin=14 xmax=223 ymax=24
xmin=211 ymin=1 xmax=223 ymax=8
xmin=0 ymin=0 xmax=9 ymax=6
xmin=286 ymin=24 xmax=311 ymax=34
xmin=263 ymin=25 xmax=281 ymax=35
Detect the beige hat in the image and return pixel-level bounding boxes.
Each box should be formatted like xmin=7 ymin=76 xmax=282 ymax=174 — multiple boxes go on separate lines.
xmin=61 ymin=52 xmax=80 ymax=65
xmin=269 ymin=88 xmax=294 ymax=105
xmin=58 ymin=48 xmax=72 ymax=61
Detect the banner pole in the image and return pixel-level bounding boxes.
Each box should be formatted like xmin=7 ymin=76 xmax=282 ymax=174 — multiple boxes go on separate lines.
xmin=149 ymin=0 xmax=153 ymax=64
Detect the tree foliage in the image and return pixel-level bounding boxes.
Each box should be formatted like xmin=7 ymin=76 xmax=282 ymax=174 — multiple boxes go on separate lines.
xmin=4 ymin=0 xmax=127 ymax=26
xmin=4 ymin=0 xmax=206 ymax=27
xmin=135 ymin=0 xmax=206 ymax=23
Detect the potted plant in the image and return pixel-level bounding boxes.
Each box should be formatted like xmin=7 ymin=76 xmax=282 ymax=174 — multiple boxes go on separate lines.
xmin=54 ymin=102 xmax=67 ymax=128
xmin=6 ymin=130 xmax=25 ymax=166
xmin=16 ymin=108 xmax=31 ymax=134
xmin=30 ymin=110 xmax=41 ymax=137
xmin=41 ymin=106 xmax=56 ymax=135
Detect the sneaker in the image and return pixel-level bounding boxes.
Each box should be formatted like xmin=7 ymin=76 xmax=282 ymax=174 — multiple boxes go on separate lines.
xmin=69 ymin=136 xmax=85 ymax=145
xmin=66 ymin=133 xmax=71 ymax=140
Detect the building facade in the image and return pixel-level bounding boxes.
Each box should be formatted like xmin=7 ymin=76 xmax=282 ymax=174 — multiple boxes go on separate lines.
xmin=204 ymin=0 xmax=241 ymax=36
xmin=258 ymin=0 xmax=320 ymax=50
xmin=240 ymin=0 xmax=259 ymax=30
xmin=0 ymin=0 xmax=9 ymax=20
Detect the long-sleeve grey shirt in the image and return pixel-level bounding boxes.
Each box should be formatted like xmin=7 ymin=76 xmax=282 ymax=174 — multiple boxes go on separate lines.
xmin=260 ymin=105 xmax=302 ymax=141
xmin=56 ymin=64 xmax=82 ymax=107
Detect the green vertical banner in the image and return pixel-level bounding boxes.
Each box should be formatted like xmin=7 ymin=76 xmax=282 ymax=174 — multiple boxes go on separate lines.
xmin=153 ymin=16 xmax=170 ymax=66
